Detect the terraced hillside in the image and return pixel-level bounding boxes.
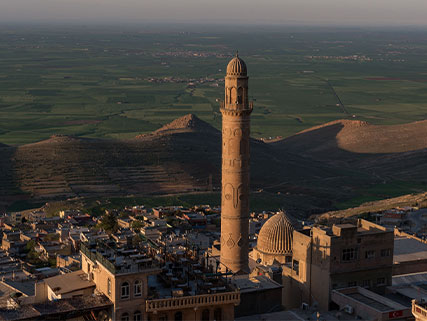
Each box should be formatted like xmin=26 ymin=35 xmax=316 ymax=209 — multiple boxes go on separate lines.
xmin=1 ymin=115 xmax=426 ymax=215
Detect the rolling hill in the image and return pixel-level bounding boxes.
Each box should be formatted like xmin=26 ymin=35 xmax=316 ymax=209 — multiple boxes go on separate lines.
xmin=1 ymin=115 xmax=426 ymax=216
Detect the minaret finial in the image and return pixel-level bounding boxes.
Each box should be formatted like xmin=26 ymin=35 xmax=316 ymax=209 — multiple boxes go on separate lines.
xmin=236 ymin=50 xmax=239 ymax=57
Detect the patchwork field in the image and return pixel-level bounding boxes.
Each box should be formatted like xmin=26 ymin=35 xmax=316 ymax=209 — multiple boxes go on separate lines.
xmin=1 ymin=25 xmax=427 ymax=145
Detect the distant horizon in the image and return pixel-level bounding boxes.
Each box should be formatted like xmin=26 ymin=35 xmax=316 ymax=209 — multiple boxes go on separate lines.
xmin=1 ymin=21 xmax=427 ymax=32
xmin=2 ymin=0 xmax=427 ymax=28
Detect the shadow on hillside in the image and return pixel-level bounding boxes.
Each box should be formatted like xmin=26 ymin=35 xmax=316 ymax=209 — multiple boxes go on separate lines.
xmin=270 ymin=122 xmax=427 ymax=202
xmin=272 ymin=121 xmax=427 ymax=177
xmin=0 ymin=145 xmax=30 ymax=211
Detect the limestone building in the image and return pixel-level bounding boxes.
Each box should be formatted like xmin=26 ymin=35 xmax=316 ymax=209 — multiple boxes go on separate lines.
xmin=220 ymin=54 xmax=253 ymax=274
xmin=251 ymin=211 xmax=295 ymax=265
xmin=80 ymin=241 xmax=239 ymax=321
xmin=282 ymin=219 xmax=394 ymax=311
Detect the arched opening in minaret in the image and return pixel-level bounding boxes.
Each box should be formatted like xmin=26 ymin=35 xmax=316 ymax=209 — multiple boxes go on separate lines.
xmin=230 ymin=87 xmax=237 ymax=105
xmin=227 ymin=87 xmax=232 ymax=104
xmin=237 ymin=87 xmax=243 ymax=105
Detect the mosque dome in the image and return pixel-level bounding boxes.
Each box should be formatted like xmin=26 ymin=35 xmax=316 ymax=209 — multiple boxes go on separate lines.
xmin=256 ymin=212 xmax=294 ymax=255
xmin=226 ymin=53 xmax=247 ymax=76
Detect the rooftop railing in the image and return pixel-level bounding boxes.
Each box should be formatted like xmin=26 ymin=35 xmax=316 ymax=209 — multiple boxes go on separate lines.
xmin=145 ymin=291 xmax=240 ymax=312
xmin=412 ymin=300 xmax=427 ymax=319
xmin=80 ymin=243 xmax=158 ymax=275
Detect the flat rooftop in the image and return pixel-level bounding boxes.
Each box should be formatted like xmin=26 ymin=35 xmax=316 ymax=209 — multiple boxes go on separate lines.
xmin=2 ymin=279 xmax=35 ymax=296
xmin=390 ymin=272 xmax=427 ymax=303
xmin=332 ymin=287 xmax=407 ymax=313
xmin=148 ymin=257 xmax=235 ymax=299
xmin=233 ymin=275 xmax=282 ymax=294
xmin=236 ymin=309 xmax=358 ymax=321
xmin=393 ymin=271 xmax=427 ymax=286
xmin=0 ymin=294 xmax=112 ymax=321
xmin=347 ymin=292 xmax=391 ymax=311
xmin=44 ymin=270 xmax=94 ymax=295
xmin=393 ymin=236 xmax=427 ymax=263
xmin=81 ymin=241 xmax=158 ymax=275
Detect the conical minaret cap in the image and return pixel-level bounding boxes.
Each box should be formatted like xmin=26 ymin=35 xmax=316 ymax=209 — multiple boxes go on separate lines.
xmin=226 ymin=52 xmax=247 ymax=76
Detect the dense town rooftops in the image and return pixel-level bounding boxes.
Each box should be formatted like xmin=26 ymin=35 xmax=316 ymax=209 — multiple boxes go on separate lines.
xmin=0 ymin=294 xmax=112 ymax=321
xmin=80 ymin=240 xmax=159 ymax=275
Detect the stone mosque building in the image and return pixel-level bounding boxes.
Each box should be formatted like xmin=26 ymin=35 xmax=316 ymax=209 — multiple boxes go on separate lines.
xmin=220 ymin=54 xmax=296 ymax=272
xmin=220 ymin=55 xmax=396 ymax=316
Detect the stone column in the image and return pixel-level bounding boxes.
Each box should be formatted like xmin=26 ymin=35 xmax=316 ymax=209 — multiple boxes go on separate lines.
xmin=220 ymin=55 xmax=252 ymax=274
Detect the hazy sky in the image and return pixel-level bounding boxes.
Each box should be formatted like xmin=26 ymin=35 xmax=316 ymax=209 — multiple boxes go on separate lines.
xmin=1 ymin=0 xmax=427 ymax=26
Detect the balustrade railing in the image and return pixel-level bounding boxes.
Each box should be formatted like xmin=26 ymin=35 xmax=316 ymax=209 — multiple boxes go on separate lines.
xmin=413 ymin=300 xmax=427 ymax=318
xmin=145 ymin=291 xmax=240 ymax=312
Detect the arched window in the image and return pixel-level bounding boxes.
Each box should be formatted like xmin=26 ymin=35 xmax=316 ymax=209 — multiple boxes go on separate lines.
xmin=133 ymin=311 xmax=142 ymax=321
xmin=107 ymin=278 xmax=111 ymax=296
xmin=174 ymin=311 xmax=183 ymax=321
xmin=230 ymin=87 xmax=237 ymax=105
xmin=237 ymin=87 xmax=243 ymax=104
xmin=134 ymin=280 xmax=142 ymax=297
xmin=121 ymin=313 xmax=129 ymax=321
xmin=202 ymin=309 xmax=210 ymax=321
xmin=121 ymin=282 xmax=130 ymax=299
xmin=214 ymin=308 xmax=222 ymax=321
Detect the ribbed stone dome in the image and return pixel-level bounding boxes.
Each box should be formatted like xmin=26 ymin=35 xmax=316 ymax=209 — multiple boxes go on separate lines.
xmin=226 ymin=54 xmax=247 ymax=76
xmin=257 ymin=212 xmax=294 ymax=255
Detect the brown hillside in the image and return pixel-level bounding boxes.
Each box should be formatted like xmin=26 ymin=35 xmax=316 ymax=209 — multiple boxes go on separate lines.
xmin=136 ymin=114 xmax=219 ymax=138
xmin=1 ymin=116 xmax=427 ymax=216
xmin=275 ymin=119 xmax=427 ymax=154
xmin=313 ymin=192 xmax=427 ymax=222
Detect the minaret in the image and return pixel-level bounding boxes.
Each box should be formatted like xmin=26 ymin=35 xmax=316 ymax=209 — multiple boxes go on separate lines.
xmin=220 ymin=53 xmax=253 ymax=274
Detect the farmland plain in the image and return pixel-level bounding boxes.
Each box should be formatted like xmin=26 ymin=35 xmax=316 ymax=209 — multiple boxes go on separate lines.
xmin=1 ymin=25 xmax=427 ymax=145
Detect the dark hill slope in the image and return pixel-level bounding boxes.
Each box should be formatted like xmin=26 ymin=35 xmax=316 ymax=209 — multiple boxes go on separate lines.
xmin=274 ymin=119 xmax=427 ymax=155
xmin=272 ymin=120 xmax=427 ymax=180
xmin=2 ymin=115 xmax=337 ymax=209
xmin=1 ymin=116 xmax=426 ymax=215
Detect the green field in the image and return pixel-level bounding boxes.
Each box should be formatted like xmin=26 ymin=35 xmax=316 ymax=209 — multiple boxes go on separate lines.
xmin=1 ymin=25 xmax=427 ymax=145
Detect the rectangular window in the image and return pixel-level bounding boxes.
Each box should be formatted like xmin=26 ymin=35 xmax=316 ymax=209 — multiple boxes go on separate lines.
xmin=365 ymin=250 xmax=375 ymax=259
xmin=377 ymin=277 xmax=386 ymax=285
xmin=293 ymin=259 xmax=299 ymax=276
xmin=348 ymin=281 xmax=357 ymax=287
xmin=362 ymin=280 xmax=371 ymax=288
xmin=121 ymin=282 xmax=130 ymax=299
xmin=134 ymin=281 xmax=142 ymax=297
xmin=342 ymin=248 xmax=357 ymax=261
xmin=381 ymin=249 xmax=392 ymax=257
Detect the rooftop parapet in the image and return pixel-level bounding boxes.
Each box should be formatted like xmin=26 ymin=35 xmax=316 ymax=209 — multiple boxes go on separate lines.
xmin=80 ymin=241 xmax=159 ymax=275
xmin=146 ymin=291 xmax=240 ymax=312
xmin=413 ymin=299 xmax=427 ymax=320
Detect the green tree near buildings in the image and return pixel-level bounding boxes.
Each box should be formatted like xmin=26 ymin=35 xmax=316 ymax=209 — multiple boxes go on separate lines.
xmin=99 ymin=212 xmax=118 ymax=233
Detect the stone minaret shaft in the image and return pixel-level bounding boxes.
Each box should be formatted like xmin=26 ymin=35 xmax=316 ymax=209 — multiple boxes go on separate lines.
xmin=220 ymin=55 xmax=252 ymax=274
